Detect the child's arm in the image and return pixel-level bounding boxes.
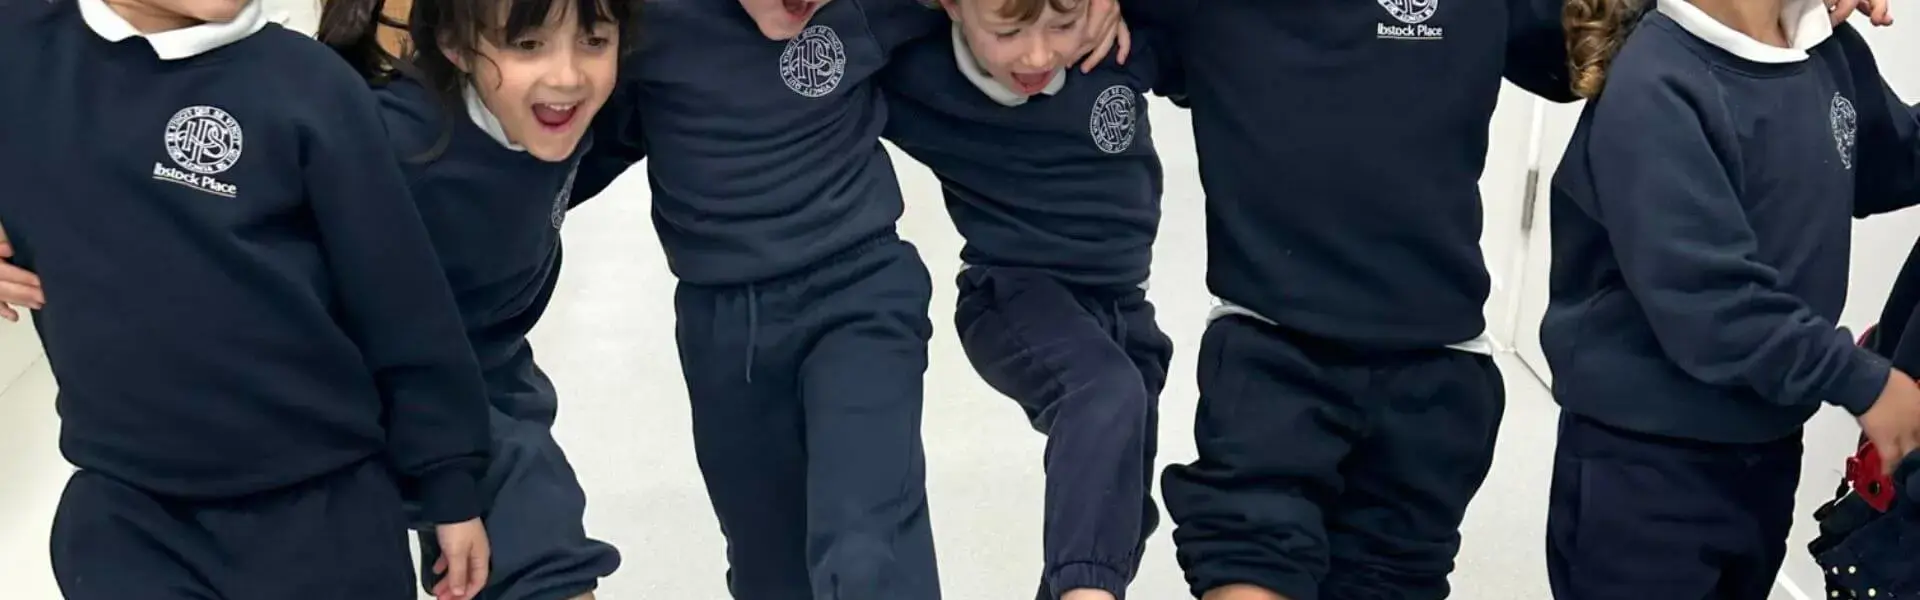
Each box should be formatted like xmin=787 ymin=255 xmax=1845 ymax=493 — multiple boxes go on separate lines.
xmin=1833 ymin=23 xmax=1920 ymax=217
xmin=1506 ymin=0 xmax=1578 ymax=103
xmin=1112 ymin=0 xmax=1190 ymax=105
xmin=304 ymin=78 xmax=490 ymax=525
xmin=1853 ymin=93 xmax=1920 ymax=217
xmin=1115 ymin=0 xmax=1193 ymax=33
xmin=571 ymin=79 xmax=647 ymax=207
xmin=1586 ymin=75 xmax=1890 ymax=416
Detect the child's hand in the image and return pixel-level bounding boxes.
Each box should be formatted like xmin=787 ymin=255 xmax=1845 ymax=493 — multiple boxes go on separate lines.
xmin=430 ymin=518 xmax=491 ymax=600
xmin=1077 ymin=0 xmax=1131 ymax=73
xmin=1860 ymin=369 xmax=1920 ymax=475
xmin=1830 ymin=0 xmax=1894 ymax=27
xmin=0 ymin=222 xmax=44 ymax=321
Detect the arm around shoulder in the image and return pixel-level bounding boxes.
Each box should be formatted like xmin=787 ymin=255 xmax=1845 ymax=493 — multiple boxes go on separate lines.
xmin=572 ymin=80 xmax=647 ymax=208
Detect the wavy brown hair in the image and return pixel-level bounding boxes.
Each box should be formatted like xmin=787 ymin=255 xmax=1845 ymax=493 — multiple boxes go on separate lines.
xmin=1564 ymin=0 xmax=1651 ymax=98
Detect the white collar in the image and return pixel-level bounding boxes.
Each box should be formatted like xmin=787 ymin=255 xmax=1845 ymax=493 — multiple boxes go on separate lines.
xmin=77 ymin=0 xmax=266 ymax=60
xmin=951 ymin=23 xmax=1065 ymax=107
xmin=1657 ymin=0 xmax=1832 ymax=63
xmin=464 ymin=84 xmax=526 ymax=152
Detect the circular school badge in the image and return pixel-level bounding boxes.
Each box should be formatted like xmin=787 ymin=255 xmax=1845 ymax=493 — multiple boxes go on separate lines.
xmin=1089 ymin=85 xmax=1138 ymax=155
xmin=780 ymin=25 xmax=847 ymax=98
xmin=1377 ymin=0 xmax=1438 ymax=24
xmin=1831 ymin=92 xmax=1858 ymax=170
xmin=164 ymin=105 xmax=245 ymax=176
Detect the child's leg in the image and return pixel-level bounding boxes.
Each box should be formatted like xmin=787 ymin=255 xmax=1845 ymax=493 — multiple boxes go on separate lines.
xmin=417 ymin=410 xmax=621 ymax=600
xmin=675 ymin=282 xmax=813 ymax=597
xmin=1545 ymin=414 xmax=1801 ymax=599
xmin=950 ymin=268 xmax=1171 ymax=599
xmin=1318 ymin=351 xmax=1504 ymax=598
xmin=1160 ymin=316 xmax=1368 ymax=600
xmin=52 ymin=461 xmax=415 ymax=600
xmin=1114 ymin=284 xmax=1173 ymax=573
xmin=787 ymin=237 xmax=940 ymax=600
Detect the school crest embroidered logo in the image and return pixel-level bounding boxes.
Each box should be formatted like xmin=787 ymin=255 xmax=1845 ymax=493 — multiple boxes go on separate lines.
xmin=1090 ymin=85 xmax=1137 ymax=154
xmin=1831 ymin=92 xmax=1857 ymax=170
xmin=779 ymin=25 xmax=847 ymax=98
xmin=552 ymin=164 xmax=578 ymax=229
xmin=1378 ymin=0 xmax=1437 ymax=24
xmin=154 ymin=105 xmax=243 ymax=197
xmin=165 ymin=106 xmax=243 ymax=175
xmin=1376 ymin=0 xmax=1443 ymax=39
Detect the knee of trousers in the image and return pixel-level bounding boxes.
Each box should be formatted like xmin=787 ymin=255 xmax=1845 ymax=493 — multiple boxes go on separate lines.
xmin=1026 ymin=355 xmax=1152 ymax=434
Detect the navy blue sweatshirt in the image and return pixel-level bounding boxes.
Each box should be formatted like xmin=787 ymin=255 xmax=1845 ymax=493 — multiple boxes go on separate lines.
xmin=0 ymin=0 xmax=489 ymax=521
xmin=1120 ymin=0 xmax=1576 ymax=350
xmin=377 ymin=77 xmax=587 ymax=424
xmin=571 ymin=0 xmax=945 ymax=284
xmin=881 ymin=28 xmax=1165 ymax=288
xmin=1543 ymin=7 xmax=1920 ymax=444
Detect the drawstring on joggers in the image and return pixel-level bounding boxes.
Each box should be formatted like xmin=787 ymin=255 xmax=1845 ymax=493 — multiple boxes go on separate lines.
xmin=745 ymin=283 xmax=759 ymax=382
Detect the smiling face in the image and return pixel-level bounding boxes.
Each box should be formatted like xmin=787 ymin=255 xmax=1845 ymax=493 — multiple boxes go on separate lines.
xmin=738 ymin=0 xmax=836 ymax=40
xmin=450 ymin=0 xmax=620 ymax=161
xmin=941 ymin=0 xmax=1087 ymax=97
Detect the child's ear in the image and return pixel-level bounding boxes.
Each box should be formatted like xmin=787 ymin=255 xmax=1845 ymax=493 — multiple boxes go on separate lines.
xmin=441 ymin=46 xmax=469 ymax=72
xmin=937 ymin=0 xmax=961 ymax=22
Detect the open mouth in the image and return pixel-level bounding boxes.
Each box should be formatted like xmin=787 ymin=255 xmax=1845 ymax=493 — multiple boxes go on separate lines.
xmin=1010 ymin=71 xmax=1055 ymax=95
xmin=532 ymin=102 xmax=579 ymax=129
xmin=781 ymin=0 xmax=819 ymax=21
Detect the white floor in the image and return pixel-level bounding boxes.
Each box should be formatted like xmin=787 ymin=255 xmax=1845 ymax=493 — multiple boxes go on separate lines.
xmin=0 ymin=97 xmax=1874 ymax=599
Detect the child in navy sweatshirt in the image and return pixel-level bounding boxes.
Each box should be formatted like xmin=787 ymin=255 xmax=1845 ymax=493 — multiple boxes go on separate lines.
xmin=880 ymin=1 xmax=1175 ymax=597
xmin=568 ymin=1 xmax=1126 ymax=595
xmin=1109 ymin=1 xmax=1573 ymax=598
xmin=568 ymin=2 xmax=946 ymax=597
xmin=316 ymin=0 xmax=644 ymax=597
xmin=1543 ymin=0 xmax=1920 ymax=597
xmin=0 ymin=0 xmax=494 ymax=598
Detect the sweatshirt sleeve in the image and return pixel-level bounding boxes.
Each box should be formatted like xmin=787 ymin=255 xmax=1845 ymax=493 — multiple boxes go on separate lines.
xmin=303 ymin=82 xmax=490 ymax=523
xmin=1832 ymin=24 xmax=1920 ymax=218
xmin=1585 ymin=74 xmax=1890 ymax=415
xmin=1851 ymin=85 xmax=1920 ymax=217
xmin=1505 ymin=0 xmax=1577 ymax=103
xmin=572 ymin=79 xmax=647 ymax=207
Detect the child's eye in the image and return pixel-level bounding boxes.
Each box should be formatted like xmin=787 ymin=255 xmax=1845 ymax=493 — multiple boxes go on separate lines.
xmin=512 ymin=39 xmax=543 ymax=51
xmin=993 ymin=29 xmax=1020 ymax=39
xmin=581 ymin=36 xmax=611 ymax=48
xmin=1050 ymin=20 xmax=1077 ymax=32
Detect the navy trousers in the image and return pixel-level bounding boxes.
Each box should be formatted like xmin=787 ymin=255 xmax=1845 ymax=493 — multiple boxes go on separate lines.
xmin=1161 ymin=315 xmax=1506 ymax=600
xmin=51 ymin=459 xmax=414 ymax=600
xmin=953 ymin=267 xmax=1172 ymax=599
xmin=674 ymin=235 xmax=940 ymax=600
xmin=417 ymin=408 xmax=622 ymax=600
xmin=1546 ymin=413 xmax=1801 ymax=600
